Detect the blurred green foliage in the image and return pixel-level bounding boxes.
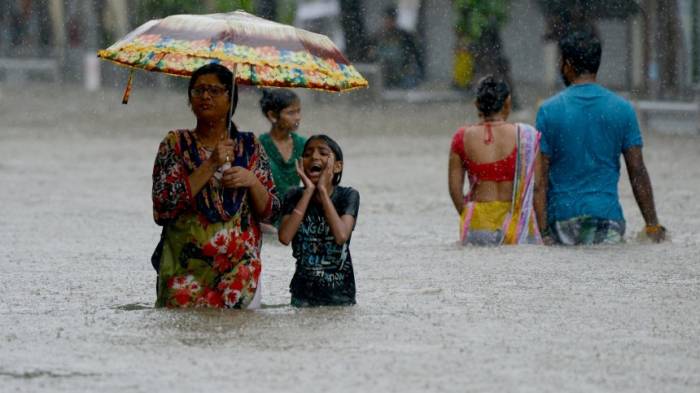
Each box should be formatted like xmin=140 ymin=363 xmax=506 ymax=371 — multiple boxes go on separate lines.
xmin=277 ymin=1 xmax=298 ymax=25
xmin=454 ymin=0 xmax=510 ymax=41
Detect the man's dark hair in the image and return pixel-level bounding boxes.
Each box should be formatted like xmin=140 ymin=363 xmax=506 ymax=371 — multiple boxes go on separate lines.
xmin=559 ymin=30 xmax=602 ymax=76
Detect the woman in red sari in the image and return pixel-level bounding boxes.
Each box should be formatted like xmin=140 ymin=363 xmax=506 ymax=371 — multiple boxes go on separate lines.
xmin=448 ymin=75 xmax=545 ymax=245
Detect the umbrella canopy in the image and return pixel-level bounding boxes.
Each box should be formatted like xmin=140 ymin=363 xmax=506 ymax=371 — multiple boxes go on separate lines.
xmin=97 ymin=10 xmax=368 ymax=93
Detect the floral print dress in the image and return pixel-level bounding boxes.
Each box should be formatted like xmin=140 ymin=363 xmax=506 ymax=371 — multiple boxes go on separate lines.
xmin=152 ymin=129 xmax=279 ymax=309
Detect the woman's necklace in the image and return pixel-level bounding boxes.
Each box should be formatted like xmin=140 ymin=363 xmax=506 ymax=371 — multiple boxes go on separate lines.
xmin=194 ymin=130 xmax=225 ymax=151
xmin=478 ymin=118 xmax=506 ymax=145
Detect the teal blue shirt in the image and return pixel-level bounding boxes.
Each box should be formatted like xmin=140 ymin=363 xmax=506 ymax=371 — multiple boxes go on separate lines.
xmin=536 ymin=83 xmax=643 ymax=224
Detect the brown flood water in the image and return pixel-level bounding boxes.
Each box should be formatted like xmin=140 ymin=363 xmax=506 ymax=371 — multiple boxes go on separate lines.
xmin=0 ymin=84 xmax=698 ymax=392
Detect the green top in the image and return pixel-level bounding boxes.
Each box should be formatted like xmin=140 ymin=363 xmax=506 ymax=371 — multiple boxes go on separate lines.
xmin=259 ymin=132 xmax=307 ymax=209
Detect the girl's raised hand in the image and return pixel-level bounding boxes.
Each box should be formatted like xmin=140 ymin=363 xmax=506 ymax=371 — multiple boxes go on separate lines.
xmin=317 ymin=155 xmax=335 ymax=194
xmin=296 ymin=158 xmax=315 ymax=191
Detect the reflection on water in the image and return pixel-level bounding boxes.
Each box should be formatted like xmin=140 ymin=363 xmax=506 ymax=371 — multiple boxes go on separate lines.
xmin=113 ymin=303 xmax=152 ymax=311
xmin=0 ymin=85 xmax=698 ymax=392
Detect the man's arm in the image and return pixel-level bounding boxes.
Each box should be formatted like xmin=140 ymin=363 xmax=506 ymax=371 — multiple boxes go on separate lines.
xmin=623 ymin=146 xmax=665 ymax=242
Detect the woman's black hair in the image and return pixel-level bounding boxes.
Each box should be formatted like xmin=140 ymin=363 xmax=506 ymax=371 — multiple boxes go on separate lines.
xmin=475 ymin=75 xmax=510 ymax=117
xmin=259 ymin=88 xmax=299 ymax=117
xmin=188 ymin=62 xmax=239 ymax=134
xmin=304 ymin=134 xmax=344 ymax=185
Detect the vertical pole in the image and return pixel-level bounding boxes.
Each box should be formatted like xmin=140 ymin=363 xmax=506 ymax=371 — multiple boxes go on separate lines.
xmin=28 ymin=0 xmax=40 ymax=55
xmin=692 ymin=0 xmax=699 ymax=84
xmin=657 ymin=0 xmax=681 ymax=98
xmin=221 ymin=64 xmax=238 ymax=171
xmin=48 ymin=0 xmax=66 ymax=71
xmin=691 ymin=0 xmax=700 ymax=134
xmin=227 ymin=63 xmax=238 ymax=138
xmin=630 ymin=13 xmax=644 ymax=94
xmin=83 ymin=0 xmax=98 ymax=49
xmin=648 ymin=0 xmax=660 ymax=99
xmin=106 ymin=0 xmax=129 ymax=38
xmin=83 ymin=0 xmax=100 ymax=91
xmin=0 ymin=2 xmax=8 ymax=56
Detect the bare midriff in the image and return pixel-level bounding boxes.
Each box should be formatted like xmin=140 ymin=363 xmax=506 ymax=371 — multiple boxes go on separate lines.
xmin=469 ymin=180 xmax=514 ymax=202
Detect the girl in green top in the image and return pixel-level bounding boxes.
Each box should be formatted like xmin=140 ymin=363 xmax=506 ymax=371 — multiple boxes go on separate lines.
xmin=258 ymin=89 xmax=307 ymax=227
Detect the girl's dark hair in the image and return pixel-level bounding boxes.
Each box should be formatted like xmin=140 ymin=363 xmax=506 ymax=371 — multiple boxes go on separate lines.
xmin=304 ymin=134 xmax=344 ymax=185
xmin=475 ymin=75 xmax=510 ymax=117
xmin=188 ymin=63 xmax=239 ymax=134
xmin=259 ymin=88 xmax=299 ymax=117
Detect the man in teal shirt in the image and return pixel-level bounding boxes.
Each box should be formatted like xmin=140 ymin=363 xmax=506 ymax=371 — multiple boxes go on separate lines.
xmin=535 ymin=30 xmax=665 ymax=245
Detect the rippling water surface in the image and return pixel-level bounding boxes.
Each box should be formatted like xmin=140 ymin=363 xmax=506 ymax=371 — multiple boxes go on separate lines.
xmin=1 ymin=85 xmax=698 ymax=392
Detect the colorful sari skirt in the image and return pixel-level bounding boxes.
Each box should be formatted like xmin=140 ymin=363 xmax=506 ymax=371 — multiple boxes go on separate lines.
xmin=460 ymin=201 xmax=540 ymax=246
xmin=156 ymin=213 xmax=262 ymax=309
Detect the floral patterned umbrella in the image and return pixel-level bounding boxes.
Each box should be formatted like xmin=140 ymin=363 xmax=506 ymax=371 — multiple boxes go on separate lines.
xmin=98 ymin=10 xmax=368 ymax=103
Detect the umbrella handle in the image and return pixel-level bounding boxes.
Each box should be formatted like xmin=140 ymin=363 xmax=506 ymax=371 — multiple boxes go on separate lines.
xmin=121 ymin=70 xmax=135 ymax=105
xmin=221 ymin=63 xmax=238 ymax=172
xmin=226 ymin=63 xmax=238 ymax=139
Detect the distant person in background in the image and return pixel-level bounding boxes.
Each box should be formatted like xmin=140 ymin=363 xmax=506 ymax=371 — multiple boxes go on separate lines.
xmin=448 ymin=76 xmax=545 ymax=246
xmin=469 ymin=19 xmax=519 ymax=109
xmin=535 ymin=30 xmax=665 ymax=245
xmin=258 ymin=89 xmax=306 ymax=228
xmin=368 ymin=6 xmax=424 ymax=89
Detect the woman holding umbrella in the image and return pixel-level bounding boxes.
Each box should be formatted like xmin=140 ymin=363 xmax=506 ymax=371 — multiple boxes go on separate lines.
xmin=151 ymin=63 xmax=279 ymax=309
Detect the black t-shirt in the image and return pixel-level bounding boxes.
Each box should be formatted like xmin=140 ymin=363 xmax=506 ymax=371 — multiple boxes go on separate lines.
xmin=282 ymin=186 xmax=360 ymax=306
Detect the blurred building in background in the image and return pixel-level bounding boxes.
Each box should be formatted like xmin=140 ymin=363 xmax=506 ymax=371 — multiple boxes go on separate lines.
xmin=0 ymin=0 xmax=128 ymax=85
xmin=1 ymin=0 xmax=699 ymax=100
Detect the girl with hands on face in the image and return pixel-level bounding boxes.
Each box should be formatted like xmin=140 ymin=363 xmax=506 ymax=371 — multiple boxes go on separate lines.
xmin=278 ymin=135 xmax=360 ymax=307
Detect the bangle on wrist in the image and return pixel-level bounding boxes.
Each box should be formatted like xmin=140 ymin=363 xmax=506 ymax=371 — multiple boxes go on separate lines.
xmin=293 ymin=208 xmax=304 ymax=216
xmin=644 ymin=224 xmax=665 ymax=234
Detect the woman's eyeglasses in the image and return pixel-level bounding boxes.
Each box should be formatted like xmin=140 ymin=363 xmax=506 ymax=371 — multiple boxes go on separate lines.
xmin=191 ymin=85 xmax=228 ymax=97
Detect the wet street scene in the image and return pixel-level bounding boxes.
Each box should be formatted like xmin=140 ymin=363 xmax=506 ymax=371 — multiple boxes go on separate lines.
xmin=2 ymin=1 xmax=700 ymax=392
xmin=1 ymin=83 xmax=699 ymax=392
